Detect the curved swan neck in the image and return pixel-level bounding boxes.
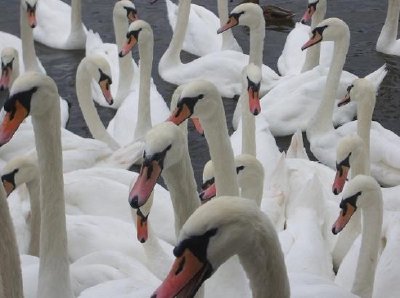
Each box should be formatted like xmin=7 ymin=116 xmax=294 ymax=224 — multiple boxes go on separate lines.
xmin=240 ymin=93 xmax=256 ymax=156
xmin=76 ymin=60 xmax=120 ymax=150
xmin=33 ymin=91 xmax=73 ymax=298
xmin=133 ymin=32 xmax=153 ymax=141
xmin=238 ymin=215 xmax=290 ymax=298
xmin=202 ymin=97 xmax=239 ymax=197
xmin=0 ymin=184 xmax=23 ymax=298
xmin=377 ymin=0 xmax=400 ymax=49
xmin=113 ymin=6 xmax=134 ymax=102
xmin=162 ymin=150 xmax=200 ymax=238
xmin=352 ymin=190 xmax=382 ymax=297
xmin=307 ymin=34 xmax=349 ymax=137
xmin=20 ymin=3 xmax=41 ymax=72
xmin=27 ymin=177 xmax=41 ymax=256
xmin=163 ymin=0 xmax=190 ymax=65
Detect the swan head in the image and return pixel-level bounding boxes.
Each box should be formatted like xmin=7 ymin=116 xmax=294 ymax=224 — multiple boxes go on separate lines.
xmin=338 ymin=78 xmax=376 ymax=108
xmin=114 ymin=0 xmax=138 ymax=24
xmin=135 ymin=192 xmax=154 ymax=243
xmin=332 ymin=175 xmax=381 ymax=234
xmin=217 ymin=3 xmax=264 ymax=34
xmin=301 ymin=0 xmax=326 ymax=24
xmin=168 ymin=80 xmax=220 ymax=126
xmin=128 ymin=122 xmax=186 ymax=209
xmin=83 ymin=54 xmax=113 ymax=105
xmin=0 ymin=72 xmax=57 ymax=146
xmin=1 ymin=152 xmax=38 ymax=196
xmin=0 ymin=47 xmax=19 ymax=91
xmin=152 ymin=196 xmax=266 ymax=298
xmin=21 ymin=0 xmax=38 ymax=28
xmin=301 ymin=17 xmax=349 ymax=50
xmin=243 ymin=63 xmax=262 ymax=116
xmin=119 ymin=20 xmax=153 ymax=57
xmin=199 ymin=154 xmax=264 ymax=204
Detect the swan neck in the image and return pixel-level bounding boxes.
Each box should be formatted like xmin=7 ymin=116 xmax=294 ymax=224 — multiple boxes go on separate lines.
xmin=202 ymin=100 xmax=239 ymax=197
xmin=162 ymin=150 xmax=200 ymax=238
xmin=307 ymin=35 xmax=349 ymax=136
xmin=249 ymin=22 xmax=265 ymax=67
xmin=33 ymin=94 xmax=73 ymax=298
xmin=310 ymin=1 xmax=326 ymax=30
xmin=377 ymin=0 xmax=400 ymax=48
xmin=218 ymin=0 xmax=235 ymax=50
xmin=356 ymin=94 xmax=375 ymax=163
xmin=70 ymin=0 xmax=83 ymax=33
xmin=163 ymin=0 xmax=190 ymax=64
xmin=240 ymin=178 xmax=263 ymax=207
xmin=240 ymin=93 xmax=256 ymax=156
xmin=27 ymin=177 xmax=41 ymax=256
xmin=0 ymin=185 xmax=23 ymax=298
xmin=113 ymin=6 xmax=135 ymax=102
xmin=76 ymin=60 xmax=120 ymax=150
xmin=20 ymin=4 xmax=41 ymax=72
xmin=238 ymin=217 xmax=290 ymax=298
xmin=134 ymin=34 xmax=153 ymax=141
xmin=351 ymin=148 xmax=370 ymax=178
xmin=352 ymin=191 xmax=382 ymax=298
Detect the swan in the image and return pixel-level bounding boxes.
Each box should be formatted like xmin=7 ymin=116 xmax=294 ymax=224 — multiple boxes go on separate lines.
xmin=277 ymin=0 xmax=333 ymax=76
xmin=376 ymin=0 xmax=400 ymax=55
xmin=33 ymin=0 xmax=87 ymax=50
xmin=0 ymin=180 xmax=23 ymax=298
xmin=0 ymin=72 xmax=74 ymax=297
xmin=86 ymin=0 xmax=138 ymax=107
xmin=159 ymin=2 xmax=280 ymax=98
xmin=152 ymin=194 xmax=369 ymax=298
xmin=331 ymin=175 xmax=382 ymax=298
xmin=112 ymin=19 xmax=170 ymax=146
xmin=0 ymin=47 xmax=20 ymax=90
xmin=162 ymin=0 xmax=242 ymax=56
xmin=259 ymin=17 xmax=386 ymax=137
xmin=310 ymin=76 xmax=400 ymax=187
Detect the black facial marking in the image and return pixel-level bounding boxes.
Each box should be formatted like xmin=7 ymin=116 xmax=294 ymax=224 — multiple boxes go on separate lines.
xmin=307 ymin=1 xmax=319 ymax=12
xmin=339 ymin=191 xmax=361 ymax=215
xmin=236 ymin=165 xmax=245 ymax=174
xmin=126 ymin=28 xmax=142 ymax=41
xmin=176 ymin=95 xmax=204 ymax=118
xmin=123 ymin=6 xmax=137 ymax=18
xmin=142 ymin=144 xmax=172 ymax=179
xmin=26 ymin=2 xmax=36 ymax=12
xmin=98 ymin=68 xmax=112 ymax=86
xmin=1 ymin=168 xmax=19 ymax=191
xmin=346 ymin=84 xmax=354 ymax=93
xmin=201 ymin=177 xmax=215 ymax=191
xmin=311 ymin=25 xmax=328 ymax=39
xmin=247 ymin=77 xmax=261 ymax=93
xmin=2 ymin=59 xmax=14 ymax=71
xmin=4 ymin=87 xmax=38 ymax=120
xmin=229 ymin=11 xmax=245 ymax=22
xmin=173 ymin=228 xmax=218 ymax=263
xmin=336 ymin=153 xmax=351 ymax=176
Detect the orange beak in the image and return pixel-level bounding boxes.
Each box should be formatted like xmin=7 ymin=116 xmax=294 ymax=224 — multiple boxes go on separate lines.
xmin=301 ymin=31 xmax=322 ymax=51
xmin=217 ymin=16 xmax=239 ymax=34
xmin=332 ymin=202 xmax=357 ymax=234
xmin=0 ymin=67 xmax=11 ymax=91
xmin=248 ymin=88 xmax=261 ymax=116
xmin=27 ymin=9 xmax=37 ymax=28
xmin=119 ymin=36 xmax=137 ymax=57
xmin=199 ymin=183 xmax=217 ymax=204
xmin=332 ymin=166 xmax=350 ymax=195
xmin=136 ymin=209 xmax=149 ymax=243
xmin=300 ymin=5 xmax=316 ymax=24
xmin=191 ymin=118 xmax=204 ymax=136
xmin=338 ymin=92 xmax=351 ymax=107
xmin=0 ymin=100 xmax=29 ymax=146
xmin=2 ymin=180 xmax=15 ymax=197
xmin=99 ymin=79 xmax=113 ymax=105
xmin=167 ymin=104 xmax=192 ymax=126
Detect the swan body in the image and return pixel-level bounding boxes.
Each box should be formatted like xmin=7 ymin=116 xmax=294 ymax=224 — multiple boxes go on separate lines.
xmin=376 ymin=0 xmax=400 ymax=55
xmin=164 ymin=0 xmax=242 ymax=56
xmin=33 ymin=0 xmax=87 ymax=49
xmin=159 ymin=2 xmax=280 ymax=98
xmin=277 ymin=0 xmax=333 ymax=76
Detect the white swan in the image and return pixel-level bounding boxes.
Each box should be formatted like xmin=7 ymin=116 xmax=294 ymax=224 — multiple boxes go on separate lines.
xmin=159 ymin=2 xmax=280 ymax=98
xmin=163 ymin=0 xmax=242 ymax=56
xmin=152 ymin=194 xmax=373 ymax=298
xmin=332 ymin=175 xmax=382 ymax=298
xmin=260 ymin=17 xmax=386 ymax=137
xmin=111 ymin=19 xmax=170 ymax=146
xmin=86 ymin=0 xmax=137 ymax=107
xmin=310 ymin=76 xmax=400 ymax=187
xmin=33 ymin=0 xmax=87 ymax=50
xmin=0 ymin=72 xmax=74 ymax=298
xmin=0 ymin=181 xmax=23 ymax=298
xmin=0 ymin=47 xmax=20 ymax=90
xmin=277 ymin=0 xmax=333 ymax=76
xmin=376 ymin=0 xmax=400 ymax=55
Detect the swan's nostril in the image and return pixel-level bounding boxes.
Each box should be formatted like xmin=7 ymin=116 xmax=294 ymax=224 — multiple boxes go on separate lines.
xmin=129 ymin=196 xmax=139 ymax=208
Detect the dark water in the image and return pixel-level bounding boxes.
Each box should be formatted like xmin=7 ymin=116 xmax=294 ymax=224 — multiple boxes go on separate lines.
xmin=0 ymin=0 xmax=399 ymax=187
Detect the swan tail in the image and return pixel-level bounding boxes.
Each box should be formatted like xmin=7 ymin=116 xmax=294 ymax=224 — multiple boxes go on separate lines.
xmin=85 ymin=29 xmax=104 ymax=56
xmin=286 ymin=129 xmax=309 ymax=160
xmin=364 ymin=63 xmax=388 ymax=92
